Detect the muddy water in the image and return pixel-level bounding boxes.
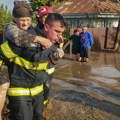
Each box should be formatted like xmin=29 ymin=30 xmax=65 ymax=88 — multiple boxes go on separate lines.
xmin=53 ymin=52 xmax=120 ymax=106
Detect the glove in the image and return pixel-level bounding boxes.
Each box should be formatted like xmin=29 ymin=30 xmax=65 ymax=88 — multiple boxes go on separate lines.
xmin=53 ymin=48 xmax=64 ymax=60
xmin=59 ymin=43 xmax=64 ymax=48
xmin=57 ymin=48 xmax=64 ymax=58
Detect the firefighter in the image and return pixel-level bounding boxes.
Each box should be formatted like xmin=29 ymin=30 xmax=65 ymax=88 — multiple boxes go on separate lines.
xmin=0 ymin=11 xmax=66 ymax=120
xmin=35 ymin=6 xmax=64 ymax=106
xmin=0 ymin=3 xmax=53 ymax=120
xmin=36 ymin=6 xmax=53 ymax=30
xmin=36 ymin=6 xmax=54 ymax=105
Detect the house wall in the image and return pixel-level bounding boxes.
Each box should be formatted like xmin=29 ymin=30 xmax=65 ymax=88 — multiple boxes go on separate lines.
xmin=66 ymin=18 xmax=119 ymax=28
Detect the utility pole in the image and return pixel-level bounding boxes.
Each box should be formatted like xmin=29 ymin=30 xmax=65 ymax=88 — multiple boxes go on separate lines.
xmin=114 ymin=18 xmax=120 ymax=51
xmin=104 ymin=27 xmax=108 ymax=49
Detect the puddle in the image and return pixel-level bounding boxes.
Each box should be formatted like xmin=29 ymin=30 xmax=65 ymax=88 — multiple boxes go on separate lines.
xmin=53 ymin=52 xmax=120 ymax=105
xmin=89 ymin=76 xmax=118 ymax=84
xmin=91 ymin=66 xmax=120 ymax=78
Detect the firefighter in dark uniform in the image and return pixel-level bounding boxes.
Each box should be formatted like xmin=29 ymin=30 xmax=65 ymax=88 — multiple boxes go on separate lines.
xmin=0 ymin=12 xmax=66 ymax=120
xmin=0 ymin=3 xmax=53 ymax=120
xmin=36 ymin=6 xmax=64 ymax=105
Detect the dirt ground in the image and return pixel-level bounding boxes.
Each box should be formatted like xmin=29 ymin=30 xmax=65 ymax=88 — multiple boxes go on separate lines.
xmin=43 ymin=88 xmax=120 ymax=120
xmin=3 ymin=88 xmax=120 ymax=120
xmin=2 ymin=52 xmax=120 ymax=120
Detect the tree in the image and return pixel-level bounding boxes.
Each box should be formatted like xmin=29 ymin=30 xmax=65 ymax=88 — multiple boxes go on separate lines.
xmin=0 ymin=4 xmax=13 ymax=33
xmin=29 ymin=0 xmax=65 ymax=11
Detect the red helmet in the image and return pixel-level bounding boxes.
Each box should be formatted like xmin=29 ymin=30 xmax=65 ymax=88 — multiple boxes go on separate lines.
xmin=38 ymin=6 xmax=53 ymax=17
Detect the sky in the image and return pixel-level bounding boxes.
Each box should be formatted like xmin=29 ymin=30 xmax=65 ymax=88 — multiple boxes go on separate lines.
xmin=0 ymin=0 xmax=15 ymax=12
xmin=0 ymin=0 xmax=30 ymax=12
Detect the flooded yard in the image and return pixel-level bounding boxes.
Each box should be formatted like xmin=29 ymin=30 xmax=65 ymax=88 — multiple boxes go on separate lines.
xmin=53 ymin=52 xmax=120 ymax=106
xmin=44 ymin=52 xmax=120 ymax=120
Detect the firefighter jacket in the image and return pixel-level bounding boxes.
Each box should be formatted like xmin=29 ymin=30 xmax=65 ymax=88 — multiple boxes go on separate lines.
xmin=0 ymin=40 xmax=58 ymax=97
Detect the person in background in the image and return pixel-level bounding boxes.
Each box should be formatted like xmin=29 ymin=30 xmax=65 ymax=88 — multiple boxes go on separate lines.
xmin=36 ymin=6 xmax=53 ymax=30
xmin=79 ymin=26 xmax=94 ymax=62
xmin=69 ymin=28 xmax=81 ymax=61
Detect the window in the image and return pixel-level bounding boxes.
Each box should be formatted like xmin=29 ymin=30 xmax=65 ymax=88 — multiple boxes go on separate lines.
xmin=112 ymin=0 xmax=120 ymax=2
xmin=99 ymin=0 xmax=106 ymax=2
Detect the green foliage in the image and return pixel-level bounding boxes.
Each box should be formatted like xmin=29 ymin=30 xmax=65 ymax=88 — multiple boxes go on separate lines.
xmin=30 ymin=0 xmax=48 ymax=11
xmin=63 ymin=26 xmax=70 ymax=42
xmin=0 ymin=4 xmax=13 ymax=33
xmin=30 ymin=0 xmax=65 ymax=11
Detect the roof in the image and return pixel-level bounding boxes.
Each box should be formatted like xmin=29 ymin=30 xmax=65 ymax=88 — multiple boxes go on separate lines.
xmin=52 ymin=0 xmax=120 ymax=15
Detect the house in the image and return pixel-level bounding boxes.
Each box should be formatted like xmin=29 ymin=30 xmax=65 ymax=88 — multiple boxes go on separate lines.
xmin=52 ymin=0 xmax=120 ymax=28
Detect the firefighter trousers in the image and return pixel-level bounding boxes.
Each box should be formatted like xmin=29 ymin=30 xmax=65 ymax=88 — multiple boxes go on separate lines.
xmin=8 ymin=93 xmax=44 ymax=120
xmin=43 ymin=73 xmax=53 ymax=104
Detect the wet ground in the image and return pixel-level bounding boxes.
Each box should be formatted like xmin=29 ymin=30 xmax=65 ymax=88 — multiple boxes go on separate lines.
xmin=44 ymin=52 xmax=120 ymax=120
xmin=3 ymin=52 xmax=120 ymax=120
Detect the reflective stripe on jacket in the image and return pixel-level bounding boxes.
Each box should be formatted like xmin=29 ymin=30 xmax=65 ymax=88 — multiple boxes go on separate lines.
xmin=8 ymin=84 xmax=43 ymax=96
xmin=0 ymin=40 xmax=58 ymax=88
xmin=0 ymin=60 xmax=3 ymax=67
xmin=46 ymin=67 xmax=55 ymax=75
xmin=1 ymin=41 xmax=48 ymax=70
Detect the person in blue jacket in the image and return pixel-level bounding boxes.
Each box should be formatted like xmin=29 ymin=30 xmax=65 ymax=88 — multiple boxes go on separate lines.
xmin=79 ymin=26 xmax=94 ymax=62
